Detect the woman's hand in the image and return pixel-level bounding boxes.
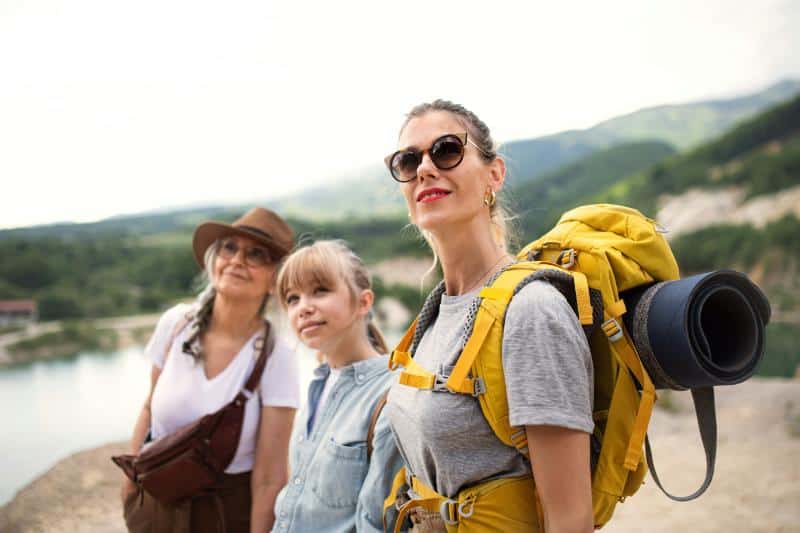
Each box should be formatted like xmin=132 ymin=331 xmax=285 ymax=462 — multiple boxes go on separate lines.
xmin=525 ymin=424 xmax=593 ymax=533
xmin=120 ymin=364 xmax=161 ymax=507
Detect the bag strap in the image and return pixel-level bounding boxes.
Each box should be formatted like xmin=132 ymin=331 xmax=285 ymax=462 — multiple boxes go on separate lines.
xmin=240 ymin=320 xmax=275 ymax=396
xmin=645 ymin=386 xmax=717 ymax=501
xmin=163 ymin=310 xmax=193 ymax=365
xmin=366 ymin=390 xmax=389 ymax=461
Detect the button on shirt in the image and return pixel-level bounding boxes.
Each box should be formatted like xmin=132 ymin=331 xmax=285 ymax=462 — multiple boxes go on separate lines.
xmin=272 ymin=355 xmax=404 ymax=533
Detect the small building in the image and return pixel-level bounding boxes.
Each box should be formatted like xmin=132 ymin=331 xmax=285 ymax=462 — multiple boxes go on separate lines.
xmin=0 ymin=300 xmax=38 ymax=327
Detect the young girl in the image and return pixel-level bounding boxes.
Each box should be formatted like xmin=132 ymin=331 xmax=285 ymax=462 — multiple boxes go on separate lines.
xmin=384 ymin=101 xmax=594 ymax=532
xmin=272 ymin=240 xmax=404 ymax=533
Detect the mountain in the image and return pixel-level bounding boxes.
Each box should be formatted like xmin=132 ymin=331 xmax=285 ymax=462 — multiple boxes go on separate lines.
xmin=2 ymin=89 xmax=799 ymax=376
xmin=591 ymin=79 xmax=800 ymax=150
xmin=604 ymin=93 xmax=800 ymax=215
xmin=0 ymin=206 xmax=245 ymax=242
xmin=268 ymin=80 xmax=800 ymax=219
xmin=510 ymin=141 xmax=676 ymax=238
xmin=264 ymin=164 xmax=400 ymax=221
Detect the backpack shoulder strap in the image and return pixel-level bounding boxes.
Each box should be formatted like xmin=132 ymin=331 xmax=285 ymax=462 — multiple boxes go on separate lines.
xmin=445 ymin=263 xmax=595 ymax=395
xmin=366 ymin=390 xmax=389 ymax=461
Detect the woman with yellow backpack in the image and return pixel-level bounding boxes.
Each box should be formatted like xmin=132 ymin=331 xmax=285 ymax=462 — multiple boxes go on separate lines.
xmin=382 ymin=100 xmax=595 ymax=532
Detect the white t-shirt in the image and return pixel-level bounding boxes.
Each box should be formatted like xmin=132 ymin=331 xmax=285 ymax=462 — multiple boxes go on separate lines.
xmin=309 ymin=367 xmax=341 ymax=432
xmin=146 ymin=303 xmax=301 ymax=473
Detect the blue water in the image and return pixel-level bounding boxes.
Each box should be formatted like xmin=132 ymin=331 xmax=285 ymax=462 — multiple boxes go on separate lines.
xmin=0 ymin=343 xmax=321 ymax=506
xmin=0 ymin=321 xmax=403 ymax=507
xmin=0 ymin=347 xmax=151 ymax=505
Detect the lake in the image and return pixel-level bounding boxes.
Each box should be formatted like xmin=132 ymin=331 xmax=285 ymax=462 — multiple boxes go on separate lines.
xmin=0 ymin=340 xmax=325 ymax=506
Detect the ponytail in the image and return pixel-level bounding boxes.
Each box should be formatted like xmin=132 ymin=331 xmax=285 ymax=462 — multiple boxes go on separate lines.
xmin=366 ymin=313 xmax=389 ymax=354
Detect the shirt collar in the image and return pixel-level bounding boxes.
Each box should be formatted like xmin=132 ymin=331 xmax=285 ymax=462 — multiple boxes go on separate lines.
xmin=311 ymin=354 xmax=388 ymax=386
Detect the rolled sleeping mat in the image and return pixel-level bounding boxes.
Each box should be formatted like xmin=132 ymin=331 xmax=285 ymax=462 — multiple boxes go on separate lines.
xmin=622 ymin=270 xmax=771 ymax=391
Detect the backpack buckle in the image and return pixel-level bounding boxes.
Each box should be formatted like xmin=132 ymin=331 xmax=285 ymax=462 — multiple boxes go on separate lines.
xmin=602 ymin=318 xmax=623 ymax=342
xmin=527 ymin=248 xmax=542 ymax=261
xmin=557 ymin=248 xmax=576 ymax=269
xmin=432 ymin=375 xmax=486 ymax=396
xmin=432 ymin=374 xmax=453 ymax=393
xmin=458 ymin=498 xmax=475 ymax=518
xmin=440 ymin=499 xmax=459 ymax=525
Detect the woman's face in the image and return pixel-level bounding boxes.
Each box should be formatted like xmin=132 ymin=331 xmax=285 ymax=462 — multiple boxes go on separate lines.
xmin=212 ymin=235 xmax=276 ymax=301
xmin=397 ymin=111 xmax=504 ymax=234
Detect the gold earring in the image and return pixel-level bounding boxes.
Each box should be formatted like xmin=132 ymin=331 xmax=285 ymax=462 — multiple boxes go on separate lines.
xmin=483 ymin=188 xmax=496 ymax=207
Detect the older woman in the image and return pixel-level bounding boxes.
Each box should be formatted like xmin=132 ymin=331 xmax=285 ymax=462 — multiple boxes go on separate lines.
xmin=120 ymin=207 xmax=300 ymax=533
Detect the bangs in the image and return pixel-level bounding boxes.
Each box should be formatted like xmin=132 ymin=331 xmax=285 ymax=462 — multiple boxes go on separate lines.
xmin=277 ymin=242 xmax=349 ymax=305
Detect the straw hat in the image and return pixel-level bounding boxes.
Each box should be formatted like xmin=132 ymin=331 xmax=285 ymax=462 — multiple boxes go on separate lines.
xmin=192 ymin=207 xmax=294 ymax=267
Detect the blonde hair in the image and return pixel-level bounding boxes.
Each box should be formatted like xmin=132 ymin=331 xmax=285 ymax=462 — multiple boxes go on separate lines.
xmin=399 ymin=100 xmax=516 ymax=278
xmin=276 ymin=239 xmax=388 ymax=354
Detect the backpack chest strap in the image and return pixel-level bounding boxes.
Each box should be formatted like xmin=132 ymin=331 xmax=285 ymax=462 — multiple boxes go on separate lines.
xmin=389 ymin=291 xmax=503 ymax=397
xmin=393 ymin=347 xmax=487 ymax=396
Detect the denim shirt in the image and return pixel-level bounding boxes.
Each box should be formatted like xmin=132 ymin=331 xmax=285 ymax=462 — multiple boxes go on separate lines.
xmin=272 ymin=354 xmax=404 ymax=533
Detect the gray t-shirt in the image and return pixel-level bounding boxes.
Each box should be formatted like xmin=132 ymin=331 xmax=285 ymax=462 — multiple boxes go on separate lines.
xmin=386 ymin=280 xmax=594 ymax=498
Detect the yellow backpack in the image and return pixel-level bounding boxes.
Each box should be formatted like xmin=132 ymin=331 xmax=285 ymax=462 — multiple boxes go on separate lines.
xmin=388 ymin=204 xmax=680 ymax=529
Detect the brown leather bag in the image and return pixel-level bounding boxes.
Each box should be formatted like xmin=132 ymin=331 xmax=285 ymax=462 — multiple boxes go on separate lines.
xmin=112 ymin=321 xmax=274 ymax=505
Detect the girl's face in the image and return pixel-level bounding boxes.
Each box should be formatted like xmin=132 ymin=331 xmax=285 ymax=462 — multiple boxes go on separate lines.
xmin=397 ymin=111 xmax=504 ymax=234
xmin=284 ymin=278 xmax=372 ymax=352
xmin=212 ymin=235 xmax=276 ymax=301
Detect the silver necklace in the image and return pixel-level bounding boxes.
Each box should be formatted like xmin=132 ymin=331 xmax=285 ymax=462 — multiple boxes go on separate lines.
xmin=461 ymin=253 xmax=513 ymax=295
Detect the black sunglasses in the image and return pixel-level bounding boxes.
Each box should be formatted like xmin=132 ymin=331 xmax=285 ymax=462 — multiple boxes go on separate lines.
xmin=384 ymin=132 xmax=491 ymax=183
xmin=218 ymin=238 xmax=273 ymax=268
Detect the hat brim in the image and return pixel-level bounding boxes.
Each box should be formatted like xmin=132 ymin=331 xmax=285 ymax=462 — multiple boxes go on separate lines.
xmin=192 ymin=222 xmax=285 ymax=268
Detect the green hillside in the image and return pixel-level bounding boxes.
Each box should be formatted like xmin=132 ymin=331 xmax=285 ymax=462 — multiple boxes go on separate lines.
xmin=605 ymin=94 xmax=800 ymax=215
xmin=510 ymin=141 xmax=676 ymax=239
xmin=0 ymin=214 xmax=416 ymax=321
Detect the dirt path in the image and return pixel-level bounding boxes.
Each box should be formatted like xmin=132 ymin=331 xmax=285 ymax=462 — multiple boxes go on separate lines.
xmin=0 ymin=442 xmax=128 ymax=533
xmin=1 ymin=378 xmax=797 ymax=532
xmin=611 ymin=378 xmax=800 ymax=532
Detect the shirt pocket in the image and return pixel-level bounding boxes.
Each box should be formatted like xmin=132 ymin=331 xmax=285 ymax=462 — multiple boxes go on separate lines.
xmin=309 ymin=437 xmax=368 ymax=508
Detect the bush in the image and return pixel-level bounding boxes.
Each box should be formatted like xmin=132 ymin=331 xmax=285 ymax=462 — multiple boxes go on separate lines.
xmin=37 ymin=288 xmax=85 ymax=320
xmin=758 ymin=322 xmax=800 ymax=378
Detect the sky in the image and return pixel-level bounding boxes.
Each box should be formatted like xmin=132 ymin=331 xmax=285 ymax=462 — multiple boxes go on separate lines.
xmin=1 ymin=0 xmax=799 ymax=229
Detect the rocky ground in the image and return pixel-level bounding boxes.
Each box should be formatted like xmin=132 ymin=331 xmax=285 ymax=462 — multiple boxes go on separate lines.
xmin=1 ymin=378 xmax=798 ymax=532
xmin=0 ymin=442 xmax=129 ymax=533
